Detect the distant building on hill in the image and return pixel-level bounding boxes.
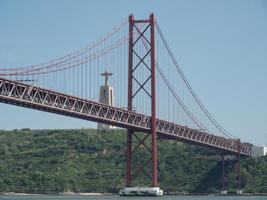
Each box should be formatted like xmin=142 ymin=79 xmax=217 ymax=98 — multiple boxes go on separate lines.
xmin=251 ymin=146 xmax=267 ymax=157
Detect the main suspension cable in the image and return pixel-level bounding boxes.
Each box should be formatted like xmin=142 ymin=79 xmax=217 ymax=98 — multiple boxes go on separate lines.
xmin=137 ymin=31 xmax=209 ymax=132
xmin=0 ymin=22 xmax=144 ymax=76
xmin=155 ymin=21 xmax=237 ymax=139
xmin=0 ymin=19 xmax=128 ymax=72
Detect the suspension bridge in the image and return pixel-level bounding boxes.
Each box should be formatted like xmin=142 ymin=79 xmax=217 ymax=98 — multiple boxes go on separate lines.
xmin=0 ymin=14 xmax=252 ymax=196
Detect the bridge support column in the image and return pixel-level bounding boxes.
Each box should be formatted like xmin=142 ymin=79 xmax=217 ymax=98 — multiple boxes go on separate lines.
xmin=236 ymin=139 xmax=242 ymax=195
xmin=126 ymin=129 xmax=133 ymax=186
xmin=150 ymin=13 xmax=158 ymax=188
xmin=125 ymin=13 xmax=134 ymax=187
xmin=220 ymin=155 xmax=227 ymax=195
xmin=120 ymin=13 xmax=163 ymax=196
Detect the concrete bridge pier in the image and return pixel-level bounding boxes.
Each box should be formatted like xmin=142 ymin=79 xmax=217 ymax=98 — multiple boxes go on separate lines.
xmin=236 ymin=139 xmax=243 ymax=195
xmin=220 ymin=148 xmax=243 ymax=195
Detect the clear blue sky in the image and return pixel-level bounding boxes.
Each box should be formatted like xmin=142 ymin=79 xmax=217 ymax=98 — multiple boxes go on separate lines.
xmin=0 ymin=0 xmax=266 ymax=146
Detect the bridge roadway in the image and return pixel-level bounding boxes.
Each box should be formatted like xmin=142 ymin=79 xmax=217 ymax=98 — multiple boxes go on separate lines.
xmin=0 ymin=77 xmax=251 ymax=157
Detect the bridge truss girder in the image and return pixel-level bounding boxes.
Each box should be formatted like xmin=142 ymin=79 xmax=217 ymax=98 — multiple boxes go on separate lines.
xmin=0 ymin=77 xmax=251 ymax=158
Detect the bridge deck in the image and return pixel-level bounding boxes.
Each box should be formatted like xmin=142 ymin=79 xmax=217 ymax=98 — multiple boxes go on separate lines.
xmin=0 ymin=78 xmax=251 ymax=157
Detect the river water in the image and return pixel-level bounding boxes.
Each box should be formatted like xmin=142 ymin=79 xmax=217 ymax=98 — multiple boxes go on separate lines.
xmin=0 ymin=195 xmax=266 ymax=200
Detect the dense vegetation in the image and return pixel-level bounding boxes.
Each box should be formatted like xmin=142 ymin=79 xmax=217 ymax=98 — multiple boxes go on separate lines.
xmin=0 ymin=128 xmax=266 ymax=194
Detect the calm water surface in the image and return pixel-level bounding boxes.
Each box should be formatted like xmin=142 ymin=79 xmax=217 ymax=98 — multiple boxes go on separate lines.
xmin=0 ymin=195 xmax=266 ymax=200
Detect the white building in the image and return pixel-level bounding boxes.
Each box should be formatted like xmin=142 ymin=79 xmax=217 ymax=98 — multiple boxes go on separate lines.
xmin=251 ymin=146 xmax=267 ymax=157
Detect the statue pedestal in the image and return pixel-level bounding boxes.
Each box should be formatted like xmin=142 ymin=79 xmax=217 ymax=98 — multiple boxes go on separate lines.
xmin=97 ymin=85 xmax=115 ymax=130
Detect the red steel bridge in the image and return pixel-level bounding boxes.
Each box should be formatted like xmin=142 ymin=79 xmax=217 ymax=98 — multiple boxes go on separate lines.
xmin=0 ymin=14 xmax=251 ymax=190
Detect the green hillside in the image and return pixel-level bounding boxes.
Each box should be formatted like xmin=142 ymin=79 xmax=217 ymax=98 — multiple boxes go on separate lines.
xmin=0 ymin=128 xmax=266 ymax=194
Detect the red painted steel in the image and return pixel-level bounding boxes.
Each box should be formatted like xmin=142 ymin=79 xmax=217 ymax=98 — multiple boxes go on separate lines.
xmin=149 ymin=13 xmax=158 ymax=187
xmin=126 ymin=14 xmax=159 ymax=187
xmin=237 ymin=139 xmax=241 ymax=190
xmin=126 ymin=14 xmax=134 ymax=187
xmin=0 ymin=77 xmax=251 ymax=158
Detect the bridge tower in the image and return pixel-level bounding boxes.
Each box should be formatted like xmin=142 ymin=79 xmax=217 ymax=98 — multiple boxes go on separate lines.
xmin=119 ymin=14 xmax=163 ymax=196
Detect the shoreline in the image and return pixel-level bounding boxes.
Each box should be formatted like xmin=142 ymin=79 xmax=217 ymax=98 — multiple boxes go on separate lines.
xmin=0 ymin=192 xmax=113 ymax=196
xmin=1 ymin=192 xmax=267 ymax=196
